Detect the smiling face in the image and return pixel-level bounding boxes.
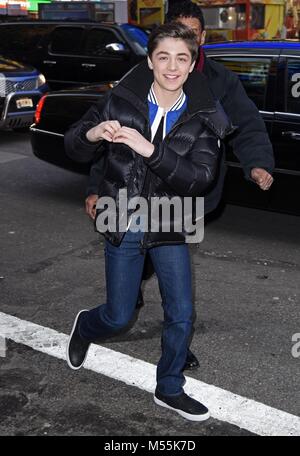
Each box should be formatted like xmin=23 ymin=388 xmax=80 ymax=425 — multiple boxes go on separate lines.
xmin=148 ymin=37 xmax=195 ymax=96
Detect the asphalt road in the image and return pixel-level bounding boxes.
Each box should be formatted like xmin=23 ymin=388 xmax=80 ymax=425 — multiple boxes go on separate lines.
xmin=0 ymin=131 xmax=299 ymax=437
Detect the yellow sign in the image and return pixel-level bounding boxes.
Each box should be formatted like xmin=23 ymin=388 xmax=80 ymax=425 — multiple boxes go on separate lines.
xmin=138 ymin=0 xmax=162 ymax=8
xmin=137 ymin=0 xmax=164 ymax=26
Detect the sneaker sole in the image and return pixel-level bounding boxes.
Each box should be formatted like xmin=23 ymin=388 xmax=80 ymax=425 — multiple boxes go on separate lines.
xmin=66 ymin=309 xmax=89 ymax=371
xmin=154 ymin=395 xmax=210 ymax=422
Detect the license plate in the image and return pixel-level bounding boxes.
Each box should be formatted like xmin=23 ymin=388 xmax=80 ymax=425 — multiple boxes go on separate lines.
xmin=16 ymin=98 xmax=33 ymax=109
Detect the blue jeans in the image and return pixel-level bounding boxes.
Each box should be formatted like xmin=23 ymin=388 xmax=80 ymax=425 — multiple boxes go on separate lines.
xmin=79 ymin=229 xmax=193 ymax=396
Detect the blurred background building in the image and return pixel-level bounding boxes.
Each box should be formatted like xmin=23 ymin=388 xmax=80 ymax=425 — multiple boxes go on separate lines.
xmin=0 ymin=0 xmax=299 ymax=40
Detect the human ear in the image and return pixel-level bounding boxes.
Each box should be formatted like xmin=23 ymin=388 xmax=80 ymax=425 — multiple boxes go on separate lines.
xmin=147 ymin=56 xmax=153 ymax=70
xmin=189 ymin=60 xmax=196 ymax=73
xmin=200 ymin=30 xmax=206 ymax=46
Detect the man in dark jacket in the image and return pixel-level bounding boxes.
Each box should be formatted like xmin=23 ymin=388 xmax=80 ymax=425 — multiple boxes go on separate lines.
xmin=65 ymin=23 xmax=232 ymax=421
xmin=85 ymin=1 xmax=275 ymax=371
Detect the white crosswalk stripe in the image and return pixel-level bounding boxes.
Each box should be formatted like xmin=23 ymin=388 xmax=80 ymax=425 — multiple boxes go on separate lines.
xmin=0 ymin=311 xmax=299 ymax=436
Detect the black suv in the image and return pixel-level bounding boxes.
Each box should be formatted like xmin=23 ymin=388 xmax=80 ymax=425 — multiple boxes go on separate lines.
xmin=0 ymin=21 xmax=148 ymax=90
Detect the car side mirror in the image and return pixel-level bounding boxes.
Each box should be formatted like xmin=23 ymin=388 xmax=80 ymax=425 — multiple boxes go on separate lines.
xmin=105 ymin=43 xmax=130 ymax=56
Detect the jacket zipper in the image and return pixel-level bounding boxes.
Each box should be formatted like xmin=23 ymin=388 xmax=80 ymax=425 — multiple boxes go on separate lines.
xmin=140 ymin=111 xmax=209 ymax=251
xmin=139 ymin=114 xmax=197 ymax=252
xmin=139 ymin=120 xmax=154 ymax=254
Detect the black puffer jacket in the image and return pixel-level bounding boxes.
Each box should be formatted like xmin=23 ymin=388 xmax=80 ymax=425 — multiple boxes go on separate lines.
xmin=65 ymin=61 xmax=233 ymax=247
xmin=87 ymin=57 xmax=275 ymax=213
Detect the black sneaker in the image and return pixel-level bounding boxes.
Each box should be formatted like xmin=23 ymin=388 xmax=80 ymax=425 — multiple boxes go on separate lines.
xmin=66 ymin=310 xmax=90 ymax=370
xmin=154 ymin=389 xmax=210 ymax=421
xmin=184 ymin=349 xmax=200 ymax=371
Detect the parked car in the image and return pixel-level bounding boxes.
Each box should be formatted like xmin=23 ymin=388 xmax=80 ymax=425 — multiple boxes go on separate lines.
xmin=204 ymin=41 xmax=300 ymax=215
xmin=0 ymin=55 xmax=48 ymax=130
xmin=30 ymin=41 xmax=300 ymax=215
xmin=0 ymin=21 xmax=148 ymax=90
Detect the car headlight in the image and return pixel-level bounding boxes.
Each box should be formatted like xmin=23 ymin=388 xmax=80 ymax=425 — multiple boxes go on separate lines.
xmin=36 ymin=74 xmax=46 ymax=88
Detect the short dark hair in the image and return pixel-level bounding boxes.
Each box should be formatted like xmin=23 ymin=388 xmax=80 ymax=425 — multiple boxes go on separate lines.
xmin=166 ymin=0 xmax=205 ymax=31
xmin=147 ymin=22 xmax=199 ymax=62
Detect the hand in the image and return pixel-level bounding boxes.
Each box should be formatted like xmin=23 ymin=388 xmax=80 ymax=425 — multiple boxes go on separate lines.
xmin=251 ymin=168 xmax=274 ymax=191
xmin=113 ymin=127 xmax=154 ymax=158
xmin=85 ymin=194 xmax=98 ymax=220
xmin=86 ymin=120 xmax=121 ymax=143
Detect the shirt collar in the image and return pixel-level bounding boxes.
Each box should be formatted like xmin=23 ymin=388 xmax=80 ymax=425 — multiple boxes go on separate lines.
xmin=148 ymin=83 xmax=186 ymax=112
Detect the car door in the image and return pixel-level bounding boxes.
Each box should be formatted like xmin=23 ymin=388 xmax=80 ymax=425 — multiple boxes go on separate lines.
xmin=208 ymin=52 xmax=278 ymax=209
xmin=77 ymin=27 xmax=133 ymax=84
xmin=42 ymin=25 xmax=85 ymax=90
xmin=270 ymin=52 xmax=300 ymax=214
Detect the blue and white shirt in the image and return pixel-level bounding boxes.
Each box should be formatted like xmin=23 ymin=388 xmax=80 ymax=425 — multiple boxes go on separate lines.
xmin=147 ymin=84 xmax=187 ymax=141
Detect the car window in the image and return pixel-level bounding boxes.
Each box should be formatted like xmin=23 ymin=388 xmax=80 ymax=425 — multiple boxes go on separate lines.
xmin=211 ymin=56 xmax=273 ymax=110
xmin=287 ymin=58 xmax=300 ymax=114
xmin=0 ymin=25 xmax=52 ymax=55
xmin=120 ymin=24 xmax=148 ymax=55
xmin=83 ymin=29 xmax=122 ymax=57
xmin=50 ymin=27 xmax=84 ymax=55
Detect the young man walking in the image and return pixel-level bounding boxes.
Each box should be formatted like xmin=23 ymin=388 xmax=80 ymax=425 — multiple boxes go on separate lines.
xmin=85 ymin=0 xmax=275 ymax=371
xmin=65 ymin=23 xmax=233 ymax=421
